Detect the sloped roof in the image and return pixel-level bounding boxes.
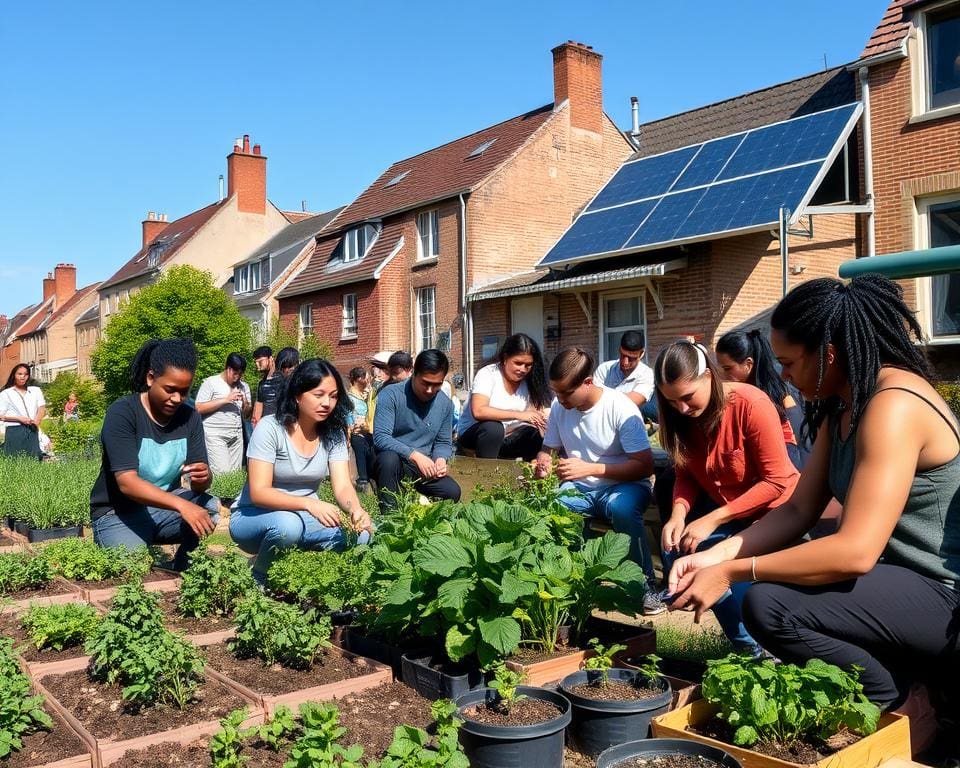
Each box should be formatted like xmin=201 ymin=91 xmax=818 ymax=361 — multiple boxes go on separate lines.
xmin=1 ymin=302 xmax=42 ymax=345
xmin=22 ymin=283 xmax=101 ymax=336
xmin=632 ymin=66 xmax=855 ymax=159
xmin=74 ymin=301 xmax=100 ymax=326
xmin=861 ymin=0 xmax=913 ymax=60
xmin=330 ymin=104 xmax=557 ymax=229
xmin=100 ymin=201 xmax=228 ymax=290
xmin=282 ymin=211 xmax=316 ymax=223
xmin=231 ymin=207 xmax=344 ymax=270
xmin=279 ymin=220 xmax=405 ymax=298
xmin=13 ymin=297 xmax=54 ymax=336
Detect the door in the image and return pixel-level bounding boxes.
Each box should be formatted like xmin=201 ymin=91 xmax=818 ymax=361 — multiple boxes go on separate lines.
xmin=511 ymin=296 xmax=544 ymax=351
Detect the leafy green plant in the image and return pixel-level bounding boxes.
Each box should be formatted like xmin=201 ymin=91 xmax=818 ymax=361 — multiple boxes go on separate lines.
xmin=43 ymin=371 xmax=106 ymax=421
xmin=487 ymin=664 xmax=526 ymax=713
xmin=378 ymin=699 xmax=468 ymax=768
xmin=255 ymin=705 xmax=298 ymax=751
xmin=38 ymin=537 xmax=151 ymax=582
xmin=231 ymin=591 xmax=332 ymax=668
xmin=209 ymin=708 xmax=250 ymax=768
xmin=0 ymin=552 xmax=52 ymax=594
xmin=0 ymin=637 xmax=53 ymax=758
xmin=582 ymin=638 xmax=628 ymax=686
xmin=629 ymin=653 xmax=662 ymax=684
xmin=178 ymin=541 xmax=256 ymax=617
xmin=701 ymin=654 xmax=881 ymax=748
xmin=267 ymin=548 xmax=372 ymax=612
xmin=210 ymin=470 xmax=247 ymax=501
xmin=21 ymin=603 xmax=100 ymax=651
xmin=43 ymin=418 xmax=103 ymax=458
xmin=935 ymin=380 xmax=960 ymax=419
xmin=0 ymin=457 xmax=98 ymax=529
xmin=283 ymin=702 xmax=366 ymax=768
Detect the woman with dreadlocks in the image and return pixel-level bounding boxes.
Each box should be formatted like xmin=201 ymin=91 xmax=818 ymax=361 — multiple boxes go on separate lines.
xmin=667 ymin=275 xmax=960 ymax=719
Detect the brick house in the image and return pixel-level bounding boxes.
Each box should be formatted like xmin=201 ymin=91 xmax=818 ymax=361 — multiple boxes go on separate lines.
xmin=226 ymin=206 xmax=344 ymax=341
xmin=469 ymin=66 xmax=863 ymax=364
xmin=277 ymin=42 xmax=634 ymax=380
xmin=0 ymin=303 xmax=43 ymax=384
xmin=854 ymin=0 xmax=960 ymax=374
xmin=74 ymin=301 xmax=100 ymax=377
xmin=97 ymin=136 xmax=288 ymax=328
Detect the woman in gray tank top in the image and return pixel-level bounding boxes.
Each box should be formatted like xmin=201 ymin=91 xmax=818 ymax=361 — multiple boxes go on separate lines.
xmin=664 ymin=276 xmax=960 ymax=732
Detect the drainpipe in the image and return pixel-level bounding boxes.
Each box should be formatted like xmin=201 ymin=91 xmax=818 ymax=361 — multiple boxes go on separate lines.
xmin=859 ymin=66 xmax=876 ymax=257
xmin=458 ymin=193 xmax=474 ymax=384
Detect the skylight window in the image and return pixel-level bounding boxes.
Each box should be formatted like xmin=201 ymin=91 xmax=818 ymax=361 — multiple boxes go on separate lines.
xmin=467 ymin=138 xmax=497 ymax=158
xmin=384 ymin=170 xmax=410 ymax=188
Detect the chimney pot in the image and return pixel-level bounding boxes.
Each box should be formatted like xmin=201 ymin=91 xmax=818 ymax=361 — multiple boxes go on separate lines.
xmin=142 ymin=211 xmax=170 ymax=248
xmin=242 ymin=135 xmax=251 ymax=153
xmin=252 ymin=144 xmax=261 ymax=155
xmin=234 ymin=138 xmax=242 ymax=152
xmin=147 ymin=211 xmax=156 ymax=220
xmin=226 ymin=135 xmax=267 ymax=214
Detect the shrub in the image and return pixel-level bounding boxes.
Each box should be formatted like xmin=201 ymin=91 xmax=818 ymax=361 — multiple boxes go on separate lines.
xmin=0 ymin=552 xmax=52 ymax=594
xmin=231 ymin=591 xmax=332 ymax=669
xmin=38 ymin=538 xmax=151 ymax=582
xmin=266 ymin=548 xmax=372 ymax=612
xmin=935 ymin=381 xmax=960 ymax=419
xmin=0 ymin=637 xmax=53 ymax=758
xmin=43 ymin=418 xmax=103 ymax=458
xmin=43 ymin=371 xmax=106 ymax=420
xmin=210 ymin=469 xmax=247 ymax=501
xmin=0 ymin=457 xmax=98 ymax=528
xmin=178 ymin=542 xmax=256 ymax=618
xmin=21 ymin=603 xmax=101 ymax=651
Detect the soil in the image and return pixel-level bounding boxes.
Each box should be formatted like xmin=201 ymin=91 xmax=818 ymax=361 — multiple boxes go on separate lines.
xmin=4 ymin=707 xmax=88 ymax=768
xmin=569 ymin=680 xmax=663 ymax=701
xmin=202 ymin=642 xmax=379 ymax=696
xmin=2 ymin=579 xmax=75 ymax=602
xmin=334 ymin=680 xmax=435 ymax=759
xmin=565 ymin=746 xmax=598 ymax=767
xmin=40 ymin=669 xmax=247 ymax=742
xmin=508 ymin=643 xmax=583 ymax=665
xmin=106 ymin=737 xmax=298 ymax=768
xmin=690 ymin=717 xmax=862 ymax=763
xmin=462 ymin=697 xmax=562 ymax=727
xmin=0 ymin=611 xmax=88 ymax=663
xmin=156 ymin=591 xmax=235 ymax=635
xmin=609 ymin=756 xmax=725 ymax=767
xmin=68 ymin=569 xmax=173 ymax=589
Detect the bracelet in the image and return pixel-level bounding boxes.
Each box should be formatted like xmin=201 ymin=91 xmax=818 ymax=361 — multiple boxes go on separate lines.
xmin=750 ymin=556 xmax=758 ymax=583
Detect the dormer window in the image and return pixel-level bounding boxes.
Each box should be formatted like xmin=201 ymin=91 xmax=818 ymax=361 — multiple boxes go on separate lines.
xmin=147 ymin=242 xmax=162 ymax=268
xmin=342 ymin=223 xmax=380 ymax=263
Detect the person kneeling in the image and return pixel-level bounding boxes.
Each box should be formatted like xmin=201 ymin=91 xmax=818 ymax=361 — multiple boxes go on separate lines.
xmin=90 ymin=339 xmax=219 ymax=571
xmin=534 ymin=347 xmax=663 ymax=615
xmin=229 ymin=359 xmax=373 ymax=584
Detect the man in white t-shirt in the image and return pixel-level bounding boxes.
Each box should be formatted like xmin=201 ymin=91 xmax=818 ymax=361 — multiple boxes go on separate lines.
xmin=195 ymin=353 xmax=252 ymax=476
xmin=594 ymin=331 xmax=656 ymax=420
xmin=535 ymin=346 xmax=665 ymax=615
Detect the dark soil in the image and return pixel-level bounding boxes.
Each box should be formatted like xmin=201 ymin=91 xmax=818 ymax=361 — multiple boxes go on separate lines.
xmin=609 ymin=756 xmax=725 ymax=767
xmin=508 ymin=643 xmax=583 ymax=665
xmin=334 ymin=680 xmax=435 ymax=759
xmin=2 ymin=580 xmax=75 ymax=601
xmin=462 ymin=697 xmax=562 ymax=727
xmin=690 ymin=717 xmax=861 ymax=763
xmin=0 ymin=611 xmax=88 ymax=663
xmin=106 ymin=737 xmax=296 ymax=768
xmin=202 ymin=642 xmax=379 ymax=696
xmin=40 ymin=669 xmax=247 ymax=741
xmin=68 ymin=569 xmax=173 ymax=588
xmin=156 ymin=591 xmax=235 ymax=635
xmin=569 ymin=680 xmax=662 ymax=701
xmin=4 ymin=707 xmax=88 ymax=768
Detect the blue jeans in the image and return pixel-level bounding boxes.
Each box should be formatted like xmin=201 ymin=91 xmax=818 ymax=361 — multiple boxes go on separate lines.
xmin=92 ymin=488 xmax=220 ymax=571
xmin=661 ymin=518 xmax=759 ymax=654
xmin=560 ymin=480 xmax=656 ymax=584
xmin=229 ymin=501 xmax=371 ymax=584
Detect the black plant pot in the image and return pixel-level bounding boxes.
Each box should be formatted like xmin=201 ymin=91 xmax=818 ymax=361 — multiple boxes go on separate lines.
xmin=559 ymin=668 xmax=672 ymax=756
xmin=455 ymin=686 xmax=571 ymax=768
xmin=401 ymin=651 xmax=485 ymax=701
xmin=343 ymin=627 xmax=432 ymax=677
xmin=596 ymin=737 xmax=742 ymax=768
xmin=24 ymin=524 xmax=84 ymax=543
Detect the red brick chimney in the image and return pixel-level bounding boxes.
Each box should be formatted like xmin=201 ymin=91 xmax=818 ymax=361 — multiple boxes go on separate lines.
xmin=142 ymin=211 xmax=169 ymax=248
xmin=552 ymin=41 xmax=604 ymax=134
xmin=42 ymin=273 xmax=55 ymax=302
xmin=226 ymin=134 xmax=267 ymax=215
xmin=53 ymin=264 xmax=77 ymax=308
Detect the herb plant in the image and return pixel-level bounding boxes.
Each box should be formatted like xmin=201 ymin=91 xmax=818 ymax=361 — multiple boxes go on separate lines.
xmin=0 ymin=637 xmax=53 ymax=758
xmin=209 ymin=707 xmax=251 ymax=768
xmin=267 ymin=548 xmax=372 ymax=612
xmin=0 ymin=552 xmax=52 ymax=594
xmin=178 ymin=541 xmax=255 ymax=617
xmin=487 ymin=664 xmax=526 ymax=713
xmin=21 ymin=603 xmax=100 ymax=651
xmin=38 ymin=537 xmax=151 ymax=582
xmin=256 ymin=705 xmax=298 ymax=751
xmin=210 ymin=469 xmax=247 ymax=501
xmin=582 ymin=639 xmax=629 ymax=686
xmin=231 ymin=591 xmax=332 ymax=668
xmin=0 ymin=457 xmax=97 ymax=529
xmin=378 ymin=700 xmax=468 ymax=768
xmin=702 ymin=654 xmax=881 ymax=748
xmin=283 ymin=702 xmax=366 ymax=768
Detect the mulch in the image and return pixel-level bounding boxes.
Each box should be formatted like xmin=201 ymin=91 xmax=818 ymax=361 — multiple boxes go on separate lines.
xmin=0 ymin=611 xmax=87 ymax=663
xmin=2 ymin=580 xmax=76 ymax=602
xmin=333 ymin=680 xmax=434 ymax=760
xmin=5 ymin=707 xmax=88 ymax=768
xmin=156 ymin=591 xmax=235 ymax=635
xmin=568 ymin=680 xmax=662 ymax=701
xmin=462 ymin=697 xmax=563 ymax=727
xmin=0 ymin=532 xmax=19 ymax=547
xmin=40 ymin=669 xmax=247 ymax=742
xmin=202 ymin=643 xmax=379 ymax=696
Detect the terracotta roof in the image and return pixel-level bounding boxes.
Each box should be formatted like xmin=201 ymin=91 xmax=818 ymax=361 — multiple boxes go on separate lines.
xmin=331 ymin=105 xmax=557 ymax=229
xmin=22 ymin=283 xmax=101 ymax=336
xmin=2 ymin=302 xmax=42 ymax=344
xmin=860 ymin=0 xmax=912 ymax=60
xmin=100 ymin=201 xmax=227 ymax=290
xmin=279 ymin=220 xmax=405 ymax=298
xmin=633 ymin=66 xmax=855 ymax=159
xmin=282 ymin=211 xmax=317 ymax=223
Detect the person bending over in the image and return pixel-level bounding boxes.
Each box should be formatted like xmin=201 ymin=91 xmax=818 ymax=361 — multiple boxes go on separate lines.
xmin=229 ymin=358 xmax=373 ymax=584
xmin=90 ymin=338 xmax=219 ymax=570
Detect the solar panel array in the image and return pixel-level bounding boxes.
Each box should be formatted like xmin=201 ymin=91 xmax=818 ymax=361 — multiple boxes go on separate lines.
xmin=540 ymin=103 xmax=861 ymax=267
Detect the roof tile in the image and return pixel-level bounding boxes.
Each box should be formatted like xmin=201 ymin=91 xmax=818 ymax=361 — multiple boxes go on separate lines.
xmin=860 ymin=0 xmax=912 ymax=60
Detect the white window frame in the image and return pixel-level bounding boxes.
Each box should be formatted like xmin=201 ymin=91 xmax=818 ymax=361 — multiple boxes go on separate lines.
xmin=343 ymin=224 xmax=379 ymax=264
xmin=416 ymin=210 xmax=440 ymax=261
xmin=915 ymin=192 xmax=960 ymax=343
xmin=415 ymin=286 xmax=437 ymax=353
xmin=112 ymin=293 xmax=119 ymax=313
xmin=102 ymin=297 xmax=110 ymax=317
xmin=249 ymin=262 xmax=261 ymax=291
xmin=598 ymin=291 xmax=648 ymax=362
xmin=911 ymin=0 xmax=960 ymax=120
xmin=236 ymin=265 xmax=249 ymax=294
xmin=299 ymin=303 xmax=313 ymax=343
xmin=342 ymin=293 xmax=358 ymax=338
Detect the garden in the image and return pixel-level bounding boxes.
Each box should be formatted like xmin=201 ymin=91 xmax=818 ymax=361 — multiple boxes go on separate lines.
xmin=0 ymin=465 xmax=918 ymax=768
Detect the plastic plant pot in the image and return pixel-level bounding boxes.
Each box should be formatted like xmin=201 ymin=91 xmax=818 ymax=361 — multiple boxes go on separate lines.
xmin=24 ymin=524 xmax=84 ymax=543
xmin=596 ymin=737 xmax=742 ymax=768
xmin=400 ymin=651 xmax=484 ymax=701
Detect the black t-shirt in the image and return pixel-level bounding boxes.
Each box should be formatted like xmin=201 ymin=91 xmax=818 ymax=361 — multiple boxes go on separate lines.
xmin=90 ymin=394 xmax=208 ymax=520
xmin=257 ymin=374 xmax=284 ymax=418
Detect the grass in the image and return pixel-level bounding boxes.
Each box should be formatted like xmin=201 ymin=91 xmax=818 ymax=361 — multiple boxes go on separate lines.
xmin=0 ymin=457 xmax=98 ymax=529
xmin=655 ymin=622 xmax=732 ymax=664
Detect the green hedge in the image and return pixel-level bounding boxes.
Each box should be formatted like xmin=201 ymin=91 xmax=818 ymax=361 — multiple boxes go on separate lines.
xmin=935 ymin=381 xmax=960 ymax=419
xmin=43 ymin=419 xmax=102 ymax=458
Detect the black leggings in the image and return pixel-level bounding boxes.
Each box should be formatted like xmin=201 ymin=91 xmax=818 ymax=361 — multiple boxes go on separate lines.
xmin=350 ymin=432 xmax=375 ymax=483
xmin=458 ymin=421 xmax=542 ymax=461
xmin=743 ymin=564 xmax=960 ymax=708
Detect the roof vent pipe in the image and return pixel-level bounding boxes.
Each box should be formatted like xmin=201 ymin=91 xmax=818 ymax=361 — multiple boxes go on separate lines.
xmin=630 ymin=96 xmax=641 ymax=147
xmin=218 ymin=174 xmax=224 ymax=202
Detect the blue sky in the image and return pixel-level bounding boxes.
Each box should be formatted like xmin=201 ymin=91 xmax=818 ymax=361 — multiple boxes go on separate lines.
xmin=0 ymin=0 xmax=885 ymax=318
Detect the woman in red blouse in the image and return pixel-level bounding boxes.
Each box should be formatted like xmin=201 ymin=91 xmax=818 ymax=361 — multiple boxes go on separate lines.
xmin=655 ymin=340 xmax=799 ymax=655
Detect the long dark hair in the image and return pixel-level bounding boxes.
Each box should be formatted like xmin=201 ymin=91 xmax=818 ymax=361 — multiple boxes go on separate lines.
xmin=275 ymin=347 xmax=300 ymax=374
xmin=275 ymin=358 xmax=350 ymax=449
xmin=498 ymin=333 xmax=550 ymax=409
xmin=129 ymin=338 xmax=197 ymax=393
xmin=716 ymin=329 xmax=790 ymax=421
xmin=654 ymin=340 xmax=726 ymax=467
xmin=770 ymin=274 xmax=931 ymax=441
xmin=2 ymin=363 xmax=31 ymax=391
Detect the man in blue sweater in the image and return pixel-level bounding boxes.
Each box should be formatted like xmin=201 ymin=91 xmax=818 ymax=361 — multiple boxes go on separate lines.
xmin=373 ymin=349 xmax=462 ymax=511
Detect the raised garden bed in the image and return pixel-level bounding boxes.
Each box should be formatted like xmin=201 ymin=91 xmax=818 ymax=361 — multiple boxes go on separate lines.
xmin=75 ymin=569 xmax=178 ymax=603
xmin=0 ymin=606 xmax=98 ymax=666
xmin=3 ymin=704 xmax=94 ymax=768
xmin=1 ymin=579 xmax=83 ymax=613
xmin=152 ymin=590 xmax=236 ymax=637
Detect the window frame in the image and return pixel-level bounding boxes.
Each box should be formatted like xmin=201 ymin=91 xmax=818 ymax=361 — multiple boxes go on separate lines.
xmin=416 ymin=210 xmax=440 ymax=261
xmin=916 ymin=192 xmax=960 ymax=343
xmin=598 ymin=290 xmax=648 ymax=362
xmin=236 ymin=265 xmax=249 ymax=294
xmin=415 ymin=285 xmax=437 ymax=353
xmin=911 ymin=0 xmax=960 ymax=120
xmin=342 ymin=293 xmax=358 ymax=339
xmin=342 ymin=224 xmax=380 ymax=264
xmin=299 ymin=303 xmax=313 ymax=343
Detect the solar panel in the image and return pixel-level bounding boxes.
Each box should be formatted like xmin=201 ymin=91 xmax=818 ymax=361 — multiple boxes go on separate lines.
xmin=540 ymin=102 xmax=861 ymax=267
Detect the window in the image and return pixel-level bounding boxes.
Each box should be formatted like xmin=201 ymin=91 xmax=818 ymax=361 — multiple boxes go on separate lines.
xmin=249 ymin=261 xmax=261 ymax=291
xmin=342 ymin=293 xmax=358 ymax=337
xmin=924 ymin=4 xmax=960 ymax=111
xmin=417 ymin=210 xmax=439 ymax=260
xmin=299 ymin=303 xmax=313 ymax=343
xmin=416 ymin=286 xmax=436 ymax=353
xmin=112 ymin=293 xmax=119 ymax=313
xmin=102 ymin=297 xmax=110 ymax=316
xmin=343 ymin=224 xmax=379 ymax=263
xmin=235 ymin=265 xmax=249 ymax=293
xmin=600 ymin=293 xmax=647 ymax=361
xmin=923 ymin=197 xmax=960 ymax=339
xmin=260 ymin=258 xmax=271 ymax=288
xmin=384 ymin=170 xmax=410 ymax=188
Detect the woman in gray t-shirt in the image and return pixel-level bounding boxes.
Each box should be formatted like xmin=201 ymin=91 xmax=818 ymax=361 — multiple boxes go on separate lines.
xmin=229 ymin=359 xmax=373 ymax=583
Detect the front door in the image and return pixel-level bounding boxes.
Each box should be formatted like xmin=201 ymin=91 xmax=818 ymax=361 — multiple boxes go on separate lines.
xmin=511 ymin=296 xmax=544 ymax=351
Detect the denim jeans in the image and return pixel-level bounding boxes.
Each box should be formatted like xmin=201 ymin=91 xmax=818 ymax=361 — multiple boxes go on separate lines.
xmin=229 ymin=501 xmax=372 ymax=584
xmin=560 ymin=480 xmax=656 ymax=585
xmin=92 ymin=488 xmax=220 ymax=571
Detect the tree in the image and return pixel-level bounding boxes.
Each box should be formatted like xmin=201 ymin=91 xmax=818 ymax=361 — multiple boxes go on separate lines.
xmin=92 ymin=266 xmax=251 ymax=403
xmin=43 ymin=371 xmax=106 ymax=420
xmin=244 ymin=315 xmax=333 ymax=394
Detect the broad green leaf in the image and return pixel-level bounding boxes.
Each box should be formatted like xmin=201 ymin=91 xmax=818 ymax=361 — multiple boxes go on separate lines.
xmin=413 ymin=537 xmax=471 ymax=577
xmin=445 ymin=625 xmax=476 ymax=661
xmin=477 ymin=616 xmax=522 ymax=655
xmin=437 ymin=578 xmax=474 ymax=613
xmin=499 ymin=571 xmax=537 ymax=604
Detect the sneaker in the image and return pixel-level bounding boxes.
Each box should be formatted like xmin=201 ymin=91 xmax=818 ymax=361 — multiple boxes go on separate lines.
xmin=642 ymin=590 xmax=667 ymax=616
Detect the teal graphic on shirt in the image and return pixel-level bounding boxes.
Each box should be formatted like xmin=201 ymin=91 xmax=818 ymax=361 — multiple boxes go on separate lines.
xmin=137 ymin=437 xmax=187 ymax=490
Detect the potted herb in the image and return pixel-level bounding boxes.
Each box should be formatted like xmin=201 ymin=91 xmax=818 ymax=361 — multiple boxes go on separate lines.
xmin=559 ymin=643 xmax=672 ymax=756
xmin=454 ymin=664 xmax=571 ymax=768
xmin=652 ymin=654 xmax=910 ymax=768
xmin=2 ymin=459 xmax=97 ymax=542
xmin=596 ymin=738 xmax=742 ymax=768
